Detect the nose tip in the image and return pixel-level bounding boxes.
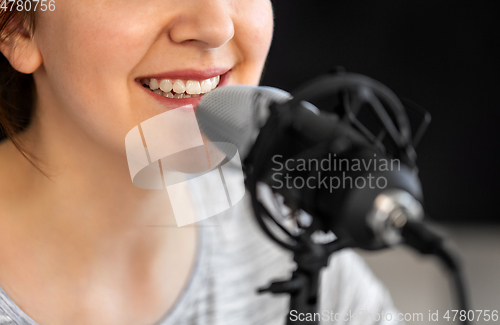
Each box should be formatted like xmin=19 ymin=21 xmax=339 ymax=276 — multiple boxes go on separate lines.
xmin=169 ymin=2 xmax=235 ymax=49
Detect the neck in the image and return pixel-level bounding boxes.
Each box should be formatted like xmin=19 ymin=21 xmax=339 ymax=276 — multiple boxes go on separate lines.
xmin=5 ymin=88 xmax=179 ymax=251
xmin=0 ymin=75 xmax=199 ymax=318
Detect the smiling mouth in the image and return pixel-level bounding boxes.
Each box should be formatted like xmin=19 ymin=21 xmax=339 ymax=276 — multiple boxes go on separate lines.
xmin=140 ymin=75 xmax=221 ymax=99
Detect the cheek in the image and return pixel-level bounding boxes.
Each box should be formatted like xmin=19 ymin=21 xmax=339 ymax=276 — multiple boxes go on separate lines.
xmin=34 ymin=3 xmax=157 ymax=149
xmin=234 ymin=0 xmax=274 ymax=84
xmin=37 ymin=2 xmax=151 ymax=93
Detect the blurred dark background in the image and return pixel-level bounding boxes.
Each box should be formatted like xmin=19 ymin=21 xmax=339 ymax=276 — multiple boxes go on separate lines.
xmin=262 ymin=0 xmax=500 ymax=223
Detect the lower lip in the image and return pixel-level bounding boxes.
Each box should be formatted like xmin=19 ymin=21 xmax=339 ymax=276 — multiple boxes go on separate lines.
xmin=138 ymin=72 xmax=229 ymax=111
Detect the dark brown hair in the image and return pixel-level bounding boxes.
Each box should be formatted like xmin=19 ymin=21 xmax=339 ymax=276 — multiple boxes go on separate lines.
xmin=0 ymin=8 xmax=37 ymax=164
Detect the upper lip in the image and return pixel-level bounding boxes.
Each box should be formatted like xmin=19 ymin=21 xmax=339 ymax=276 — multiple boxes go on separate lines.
xmin=137 ymin=68 xmax=230 ymax=81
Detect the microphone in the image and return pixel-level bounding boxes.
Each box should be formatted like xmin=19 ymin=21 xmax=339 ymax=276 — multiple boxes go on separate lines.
xmin=196 ymin=73 xmax=470 ymax=325
xmin=196 ymin=81 xmax=424 ymax=251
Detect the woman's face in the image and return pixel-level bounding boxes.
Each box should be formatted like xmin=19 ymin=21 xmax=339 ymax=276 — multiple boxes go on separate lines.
xmin=32 ymin=0 xmax=274 ymax=154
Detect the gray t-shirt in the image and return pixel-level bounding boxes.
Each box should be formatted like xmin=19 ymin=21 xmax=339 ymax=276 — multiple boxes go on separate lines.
xmin=0 ymin=194 xmax=402 ymax=325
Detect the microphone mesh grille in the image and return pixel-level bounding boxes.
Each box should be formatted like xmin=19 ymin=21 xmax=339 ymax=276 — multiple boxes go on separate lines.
xmin=196 ymin=85 xmax=291 ymax=157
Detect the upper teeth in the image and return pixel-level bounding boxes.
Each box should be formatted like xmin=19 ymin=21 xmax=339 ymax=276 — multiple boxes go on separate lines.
xmin=140 ymin=76 xmax=221 ymax=97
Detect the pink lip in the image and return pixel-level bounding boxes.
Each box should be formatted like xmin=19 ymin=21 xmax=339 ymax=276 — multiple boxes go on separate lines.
xmin=137 ymin=70 xmax=230 ymax=111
